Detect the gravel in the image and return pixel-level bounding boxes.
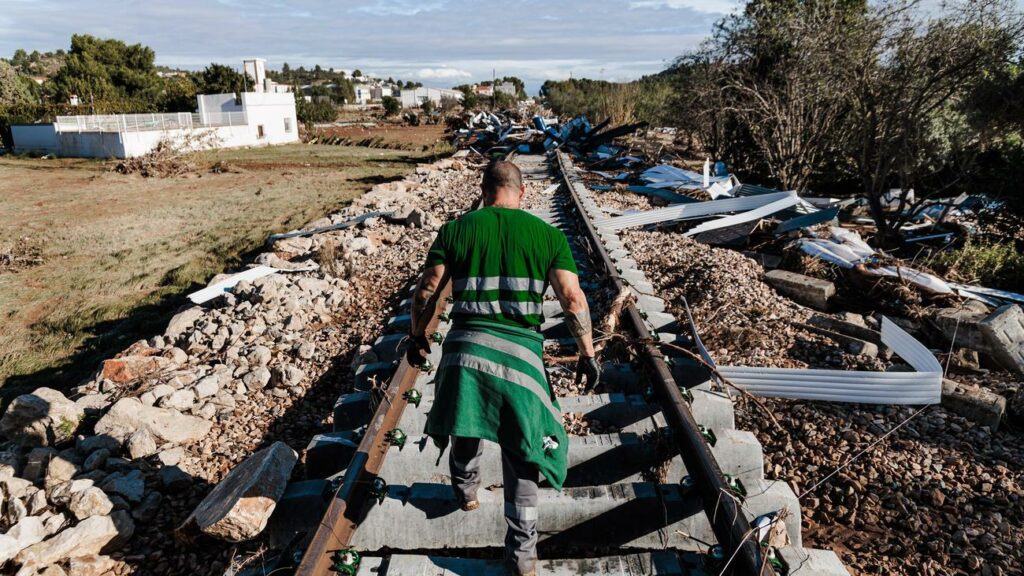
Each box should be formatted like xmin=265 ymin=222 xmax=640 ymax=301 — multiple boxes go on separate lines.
xmin=627 ymin=229 xmax=1023 ymax=576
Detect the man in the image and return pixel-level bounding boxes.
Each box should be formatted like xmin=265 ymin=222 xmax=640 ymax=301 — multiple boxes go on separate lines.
xmin=407 ymin=160 xmax=600 ymax=576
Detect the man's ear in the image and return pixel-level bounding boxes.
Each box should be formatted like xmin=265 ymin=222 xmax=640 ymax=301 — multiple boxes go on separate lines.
xmin=519 ymin=184 xmax=526 ymax=199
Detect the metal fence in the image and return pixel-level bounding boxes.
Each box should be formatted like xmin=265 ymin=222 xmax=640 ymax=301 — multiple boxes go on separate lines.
xmin=55 ymin=111 xmax=248 ymax=133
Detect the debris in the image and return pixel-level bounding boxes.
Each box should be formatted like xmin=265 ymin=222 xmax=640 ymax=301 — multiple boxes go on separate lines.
xmin=690 ymin=310 xmax=943 ymax=404
xmin=763 ymin=270 xmax=835 ymax=310
xmin=188 ymin=266 xmax=280 ymax=304
xmin=941 ymin=378 xmax=1006 ymax=431
xmin=597 ymin=191 xmax=798 ymax=231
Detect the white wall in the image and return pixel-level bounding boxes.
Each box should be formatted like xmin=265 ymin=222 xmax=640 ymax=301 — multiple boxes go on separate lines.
xmin=11 ymin=124 xmax=58 ymax=154
xmin=240 ymin=92 xmax=298 ymax=145
xmin=197 ymin=93 xmax=243 ymax=123
xmin=15 ymin=91 xmax=298 ymax=158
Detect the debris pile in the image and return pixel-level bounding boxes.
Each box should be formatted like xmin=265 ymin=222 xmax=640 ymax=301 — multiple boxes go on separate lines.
xmin=627 ymin=228 xmax=1024 ymax=575
xmin=0 ymin=154 xmax=483 ymax=575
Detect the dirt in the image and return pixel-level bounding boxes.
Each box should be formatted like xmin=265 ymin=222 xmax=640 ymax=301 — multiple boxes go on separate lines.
xmin=0 ymin=143 xmax=438 ymax=391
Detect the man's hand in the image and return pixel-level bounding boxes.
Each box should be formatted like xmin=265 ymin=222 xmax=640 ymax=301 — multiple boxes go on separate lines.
xmin=405 ymin=334 xmax=431 ymax=368
xmin=575 ymin=355 xmax=600 ymax=389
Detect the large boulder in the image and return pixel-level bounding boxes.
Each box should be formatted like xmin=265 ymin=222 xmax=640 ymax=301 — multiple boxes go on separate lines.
xmin=93 ymin=398 xmax=211 ymax=445
xmin=182 ymin=441 xmax=296 ymax=542
xmin=0 ymin=388 xmax=84 ymax=447
xmin=16 ymin=511 xmax=133 ymax=567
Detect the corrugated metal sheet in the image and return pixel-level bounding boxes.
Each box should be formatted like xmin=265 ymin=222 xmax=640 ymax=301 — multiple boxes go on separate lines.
xmin=596 ymin=191 xmax=797 ymax=231
xmin=679 ymin=298 xmax=941 ymax=405
xmin=683 ymin=195 xmax=801 ymax=237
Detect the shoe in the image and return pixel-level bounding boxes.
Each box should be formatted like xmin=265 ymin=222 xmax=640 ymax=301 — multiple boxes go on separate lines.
xmin=461 ymin=499 xmax=479 ymax=511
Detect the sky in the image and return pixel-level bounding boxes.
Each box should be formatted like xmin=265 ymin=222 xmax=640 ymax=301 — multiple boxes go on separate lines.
xmin=0 ymin=0 xmax=737 ymax=94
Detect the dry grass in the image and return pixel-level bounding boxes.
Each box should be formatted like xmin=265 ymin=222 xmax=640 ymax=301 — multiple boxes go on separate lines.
xmin=0 ymin=143 xmax=437 ymax=392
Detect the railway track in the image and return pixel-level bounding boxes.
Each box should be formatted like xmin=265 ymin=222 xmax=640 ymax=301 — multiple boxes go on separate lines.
xmin=289 ymin=152 xmax=850 ymax=575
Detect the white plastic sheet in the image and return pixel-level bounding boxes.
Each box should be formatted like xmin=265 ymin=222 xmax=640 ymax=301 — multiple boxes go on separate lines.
xmin=187 ymin=264 xmax=316 ymax=304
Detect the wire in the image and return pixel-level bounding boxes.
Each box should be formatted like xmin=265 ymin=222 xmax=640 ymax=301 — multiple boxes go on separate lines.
xmin=798 ymin=403 xmax=931 ymax=500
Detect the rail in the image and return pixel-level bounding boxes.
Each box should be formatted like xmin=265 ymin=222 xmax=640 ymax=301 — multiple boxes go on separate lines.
xmin=295 ymin=151 xmax=768 ymax=575
xmin=555 ymin=151 xmax=768 ymax=575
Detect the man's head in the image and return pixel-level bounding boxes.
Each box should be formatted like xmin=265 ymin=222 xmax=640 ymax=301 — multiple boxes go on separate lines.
xmin=481 ymin=160 xmax=525 ymax=208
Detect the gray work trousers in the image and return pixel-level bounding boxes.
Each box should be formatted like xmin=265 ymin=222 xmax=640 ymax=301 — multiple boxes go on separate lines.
xmin=449 ymin=436 xmax=539 ymax=574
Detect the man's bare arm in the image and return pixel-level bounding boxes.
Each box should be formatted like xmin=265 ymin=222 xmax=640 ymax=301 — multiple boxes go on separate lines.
xmin=548 ymin=268 xmax=595 ymax=357
xmin=411 ymin=264 xmax=447 ymax=338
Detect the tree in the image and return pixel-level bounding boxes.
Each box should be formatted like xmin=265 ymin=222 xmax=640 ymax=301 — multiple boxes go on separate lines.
xmin=0 ymin=60 xmax=33 ymax=107
xmin=47 ymin=34 xmax=161 ymax=104
xmin=843 ymin=0 xmax=1023 ymax=244
xmin=675 ymin=0 xmax=1023 ymax=244
xmin=381 ymin=95 xmax=401 ymax=116
xmin=421 ymin=99 xmax=435 ymax=115
xmin=295 ymin=91 xmax=337 ymax=124
xmin=352 ymin=69 xmax=363 ymax=78
xmin=684 ymin=0 xmax=868 ymax=193
xmin=159 ymin=74 xmax=198 ymax=112
xmin=193 ymin=63 xmax=246 ymax=96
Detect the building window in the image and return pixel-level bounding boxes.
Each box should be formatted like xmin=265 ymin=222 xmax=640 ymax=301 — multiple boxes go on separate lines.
xmin=284 ymin=118 xmax=292 ymax=133
xmin=257 ymin=125 xmax=265 ymax=139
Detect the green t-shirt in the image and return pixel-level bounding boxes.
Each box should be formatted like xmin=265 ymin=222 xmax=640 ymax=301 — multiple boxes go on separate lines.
xmin=426 ymin=206 xmax=578 ymax=328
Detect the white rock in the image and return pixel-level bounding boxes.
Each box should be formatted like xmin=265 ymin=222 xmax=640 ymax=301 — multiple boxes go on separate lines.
xmin=126 ymin=428 xmax=158 ymax=459
xmin=0 ymin=388 xmax=85 ymax=447
xmin=247 ymin=345 xmax=273 ymax=367
xmin=93 ymin=398 xmax=212 ymax=445
xmin=16 ymin=511 xmax=134 ymax=567
xmin=194 ymin=375 xmax=220 ymax=398
xmin=161 ymin=389 xmax=196 ymax=411
xmin=165 ymin=306 xmax=204 ymax=340
xmin=69 ymin=487 xmax=113 ymax=520
xmin=0 ymin=516 xmax=46 ymax=564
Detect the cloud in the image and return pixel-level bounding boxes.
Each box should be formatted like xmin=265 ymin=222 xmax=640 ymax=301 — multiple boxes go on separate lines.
xmin=416 ymin=67 xmax=472 ymax=79
xmin=351 ymin=1 xmax=447 ymax=16
xmin=629 ymin=0 xmax=738 ymax=15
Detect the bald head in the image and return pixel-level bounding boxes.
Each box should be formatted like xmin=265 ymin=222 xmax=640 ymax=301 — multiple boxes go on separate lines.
xmin=481 ymin=160 xmax=525 ymax=207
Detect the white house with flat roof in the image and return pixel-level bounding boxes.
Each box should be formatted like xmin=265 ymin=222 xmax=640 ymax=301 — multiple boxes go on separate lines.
xmin=11 ymin=60 xmax=298 ymax=158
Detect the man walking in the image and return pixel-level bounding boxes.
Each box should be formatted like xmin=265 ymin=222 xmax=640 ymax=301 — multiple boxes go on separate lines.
xmin=407 ymin=160 xmax=600 ymax=575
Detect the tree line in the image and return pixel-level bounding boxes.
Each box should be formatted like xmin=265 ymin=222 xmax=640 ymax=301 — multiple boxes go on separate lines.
xmin=543 ymin=0 xmax=1024 ymax=243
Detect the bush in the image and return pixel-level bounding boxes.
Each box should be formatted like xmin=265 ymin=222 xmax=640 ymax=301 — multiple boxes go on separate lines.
xmin=930 ymin=239 xmax=1024 ymax=291
xmin=295 ymin=96 xmax=337 ymax=124
xmin=382 ymin=96 xmax=401 ymax=117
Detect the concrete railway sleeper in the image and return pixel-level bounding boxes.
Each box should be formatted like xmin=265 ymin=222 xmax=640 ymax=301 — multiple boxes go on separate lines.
xmin=288 ymin=153 xmax=850 ymax=575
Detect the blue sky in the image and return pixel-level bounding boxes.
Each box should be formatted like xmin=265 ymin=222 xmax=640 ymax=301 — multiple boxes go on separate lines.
xmin=0 ymin=0 xmax=736 ymax=94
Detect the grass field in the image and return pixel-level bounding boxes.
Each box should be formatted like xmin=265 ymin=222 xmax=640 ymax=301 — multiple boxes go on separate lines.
xmin=0 ymin=142 xmax=445 ymax=393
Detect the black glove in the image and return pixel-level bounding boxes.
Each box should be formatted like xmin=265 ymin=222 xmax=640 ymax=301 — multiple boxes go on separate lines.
xmin=575 ymin=355 xmax=601 ymax=390
xmin=405 ymin=334 xmax=430 ymax=368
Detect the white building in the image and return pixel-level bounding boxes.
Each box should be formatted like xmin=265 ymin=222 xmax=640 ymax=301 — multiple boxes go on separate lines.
xmin=11 ymin=60 xmax=298 ymax=159
xmin=399 ymin=87 xmax=464 ymax=109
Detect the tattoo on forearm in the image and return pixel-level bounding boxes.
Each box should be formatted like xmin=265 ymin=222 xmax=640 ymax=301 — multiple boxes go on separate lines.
xmin=566 ymin=309 xmax=592 ymax=338
xmin=411 ymin=286 xmax=437 ymax=330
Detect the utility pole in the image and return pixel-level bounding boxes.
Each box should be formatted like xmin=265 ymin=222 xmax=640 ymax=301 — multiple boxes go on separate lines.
xmin=492 ymin=68 xmax=496 ymax=110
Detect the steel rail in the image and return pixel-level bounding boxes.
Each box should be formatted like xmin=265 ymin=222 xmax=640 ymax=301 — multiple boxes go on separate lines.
xmin=294 ymin=278 xmax=453 ymax=576
xmin=554 ymin=151 xmax=769 ymax=576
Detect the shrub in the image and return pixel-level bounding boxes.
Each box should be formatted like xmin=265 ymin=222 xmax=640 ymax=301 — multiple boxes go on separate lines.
xmin=930 ymin=239 xmax=1024 ymax=291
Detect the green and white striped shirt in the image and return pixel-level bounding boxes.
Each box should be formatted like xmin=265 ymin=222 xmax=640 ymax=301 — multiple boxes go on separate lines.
xmin=425 ymin=206 xmax=578 ymax=328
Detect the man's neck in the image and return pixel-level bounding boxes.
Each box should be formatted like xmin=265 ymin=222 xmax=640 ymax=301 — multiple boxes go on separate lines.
xmin=484 ymin=192 xmax=520 ymax=209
